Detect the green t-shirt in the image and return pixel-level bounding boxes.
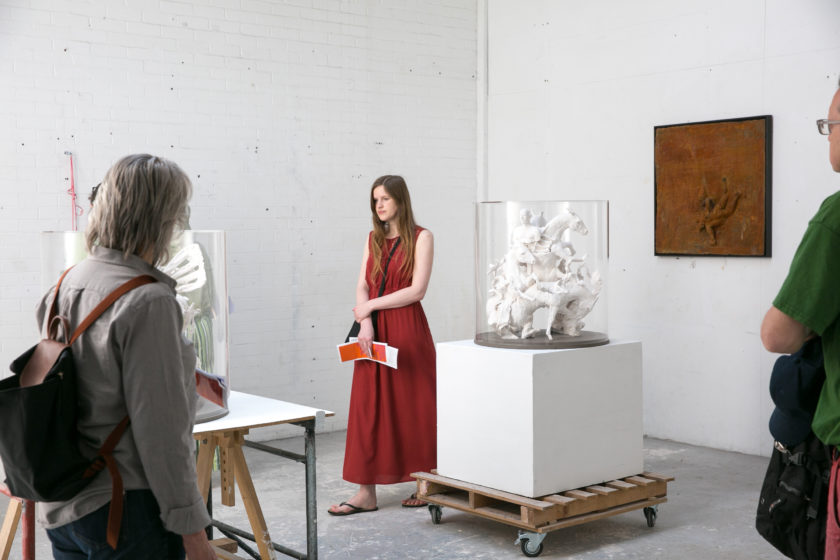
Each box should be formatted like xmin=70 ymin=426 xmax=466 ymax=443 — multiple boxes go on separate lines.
xmin=774 ymin=190 xmax=840 ymax=445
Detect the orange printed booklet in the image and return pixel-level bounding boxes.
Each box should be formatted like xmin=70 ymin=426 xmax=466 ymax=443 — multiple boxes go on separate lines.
xmin=337 ymin=340 xmax=398 ymax=369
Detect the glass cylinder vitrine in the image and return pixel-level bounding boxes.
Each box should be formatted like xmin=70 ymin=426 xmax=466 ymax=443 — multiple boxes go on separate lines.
xmin=40 ymin=230 xmax=230 ymax=422
xmin=474 ymin=200 xmax=609 ymax=349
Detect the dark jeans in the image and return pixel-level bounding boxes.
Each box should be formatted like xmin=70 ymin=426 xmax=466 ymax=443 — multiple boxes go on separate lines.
xmin=47 ymin=489 xmax=185 ymax=559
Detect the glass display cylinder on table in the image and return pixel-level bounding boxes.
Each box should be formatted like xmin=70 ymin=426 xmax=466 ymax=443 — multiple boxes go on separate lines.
xmin=40 ymin=230 xmax=230 ymax=422
xmin=474 ymin=200 xmax=609 ymax=349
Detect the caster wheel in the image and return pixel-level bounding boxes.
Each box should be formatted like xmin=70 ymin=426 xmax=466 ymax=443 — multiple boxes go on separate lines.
xmin=428 ymin=504 xmax=442 ymax=524
xmin=520 ymin=538 xmax=544 ymax=557
xmin=644 ymin=506 xmax=657 ymax=528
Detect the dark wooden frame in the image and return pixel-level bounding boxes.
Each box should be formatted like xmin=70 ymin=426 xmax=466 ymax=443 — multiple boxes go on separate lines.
xmin=654 ymin=115 xmax=772 ymax=257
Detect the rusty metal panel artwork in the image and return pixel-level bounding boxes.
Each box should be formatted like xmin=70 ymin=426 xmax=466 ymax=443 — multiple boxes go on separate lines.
xmin=654 ymin=115 xmax=771 ymax=256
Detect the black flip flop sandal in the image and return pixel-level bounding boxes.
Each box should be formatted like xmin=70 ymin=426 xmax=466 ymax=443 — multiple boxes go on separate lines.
xmin=328 ymin=501 xmax=379 ymax=516
xmin=401 ymin=493 xmax=428 ymax=507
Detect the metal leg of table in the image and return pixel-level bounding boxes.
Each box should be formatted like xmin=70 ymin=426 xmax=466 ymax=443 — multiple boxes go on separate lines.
xmin=226 ymin=415 xmax=322 ymax=560
xmin=205 ymin=484 xmax=213 ymax=540
xmin=302 ymin=419 xmax=317 ymax=560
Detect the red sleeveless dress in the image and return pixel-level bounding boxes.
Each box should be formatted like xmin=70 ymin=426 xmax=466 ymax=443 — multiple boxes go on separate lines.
xmin=343 ymin=227 xmax=437 ymax=484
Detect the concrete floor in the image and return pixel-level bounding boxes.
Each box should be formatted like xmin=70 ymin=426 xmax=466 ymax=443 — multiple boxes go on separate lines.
xmin=1 ymin=432 xmax=786 ymax=559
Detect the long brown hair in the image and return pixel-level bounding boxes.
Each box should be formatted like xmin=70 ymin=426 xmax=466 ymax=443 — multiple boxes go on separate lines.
xmin=369 ymin=175 xmax=419 ymax=284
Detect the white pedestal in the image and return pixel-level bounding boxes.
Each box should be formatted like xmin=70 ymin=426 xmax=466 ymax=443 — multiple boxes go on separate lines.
xmin=436 ymin=339 xmax=643 ymax=497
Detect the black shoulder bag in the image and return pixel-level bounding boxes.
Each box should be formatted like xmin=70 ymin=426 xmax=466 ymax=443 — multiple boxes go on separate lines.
xmin=345 ymin=237 xmax=401 ymax=343
xmin=756 ymin=337 xmax=831 ymax=560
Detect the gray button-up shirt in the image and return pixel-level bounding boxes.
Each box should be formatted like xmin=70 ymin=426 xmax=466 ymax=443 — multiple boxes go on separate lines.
xmin=36 ymin=247 xmax=210 ymax=535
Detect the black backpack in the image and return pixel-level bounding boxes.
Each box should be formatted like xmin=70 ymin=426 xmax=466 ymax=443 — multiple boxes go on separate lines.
xmin=756 ymin=432 xmax=831 ymax=559
xmin=0 ymin=269 xmax=155 ymax=549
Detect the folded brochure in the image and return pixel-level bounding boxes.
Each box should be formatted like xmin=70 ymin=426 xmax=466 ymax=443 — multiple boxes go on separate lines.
xmin=337 ymin=339 xmax=398 ymax=369
xmin=195 ymin=367 xmax=227 ymax=406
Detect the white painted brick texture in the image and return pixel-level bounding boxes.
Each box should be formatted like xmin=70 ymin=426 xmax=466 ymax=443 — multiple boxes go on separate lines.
xmin=0 ymin=0 xmax=477 ymax=439
xmin=485 ymin=0 xmax=840 ymax=455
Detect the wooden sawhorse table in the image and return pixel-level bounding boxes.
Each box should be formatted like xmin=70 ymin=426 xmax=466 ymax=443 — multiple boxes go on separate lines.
xmin=0 ymin=485 xmax=33 ymax=560
xmin=194 ymin=391 xmax=333 ymax=560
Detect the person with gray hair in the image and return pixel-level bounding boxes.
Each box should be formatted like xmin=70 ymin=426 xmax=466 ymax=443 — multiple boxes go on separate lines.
xmin=37 ymin=154 xmax=216 ymax=559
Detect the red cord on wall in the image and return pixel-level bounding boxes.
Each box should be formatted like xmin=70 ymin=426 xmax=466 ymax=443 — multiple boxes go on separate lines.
xmin=64 ymin=150 xmax=82 ymax=231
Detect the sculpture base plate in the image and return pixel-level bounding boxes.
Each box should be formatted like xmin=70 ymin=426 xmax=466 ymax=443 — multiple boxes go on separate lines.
xmin=474 ymin=330 xmax=609 ymax=350
xmin=195 ymin=407 xmax=230 ymax=424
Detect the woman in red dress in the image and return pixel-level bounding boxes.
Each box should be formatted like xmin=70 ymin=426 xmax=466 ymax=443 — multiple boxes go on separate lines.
xmin=329 ymin=175 xmax=437 ymax=515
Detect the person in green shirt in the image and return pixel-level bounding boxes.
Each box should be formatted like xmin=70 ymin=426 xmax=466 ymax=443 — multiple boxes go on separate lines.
xmin=762 ymin=82 xmax=840 ymax=559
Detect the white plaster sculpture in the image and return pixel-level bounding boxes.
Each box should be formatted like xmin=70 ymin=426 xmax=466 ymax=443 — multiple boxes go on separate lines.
xmin=158 ymin=242 xmax=206 ymax=338
xmin=486 ymin=208 xmax=602 ymax=339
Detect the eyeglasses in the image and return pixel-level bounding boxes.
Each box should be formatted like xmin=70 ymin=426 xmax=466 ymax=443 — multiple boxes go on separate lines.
xmin=89 ymin=183 xmax=100 ymax=205
xmin=817 ymin=119 xmax=840 ymax=135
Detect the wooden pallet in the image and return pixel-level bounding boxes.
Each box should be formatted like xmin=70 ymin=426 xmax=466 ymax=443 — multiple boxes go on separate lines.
xmin=411 ymin=471 xmax=674 ymax=534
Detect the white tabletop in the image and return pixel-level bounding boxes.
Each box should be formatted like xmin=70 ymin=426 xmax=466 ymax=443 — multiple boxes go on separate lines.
xmin=193 ymin=391 xmax=334 ymax=435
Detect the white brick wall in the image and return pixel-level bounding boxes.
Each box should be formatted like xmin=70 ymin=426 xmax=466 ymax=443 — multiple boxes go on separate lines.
xmin=0 ymin=0 xmax=477 ymax=439
xmin=486 ymin=0 xmax=840 ymax=456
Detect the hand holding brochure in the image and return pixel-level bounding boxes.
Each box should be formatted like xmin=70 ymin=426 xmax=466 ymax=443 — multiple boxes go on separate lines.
xmin=337 ymin=339 xmax=398 ymax=369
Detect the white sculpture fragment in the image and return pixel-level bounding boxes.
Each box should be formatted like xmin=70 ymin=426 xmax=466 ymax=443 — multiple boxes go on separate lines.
xmin=158 ymin=242 xmax=206 ymax=338
xmin=486 ymin=207 xmax=602 ymax=340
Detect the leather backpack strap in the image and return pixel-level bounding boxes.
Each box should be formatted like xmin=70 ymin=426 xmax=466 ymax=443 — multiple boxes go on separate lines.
xmin=82 ymin=416 xmax=131 ymax=549
xmin=102 ymin=453 xmax=124 ymax=550
xmin=69 ymin=275 xmax=157 ymax=344
xmin=101 ymin=416 xmax=131 ymax=550
xmin=46 ymin=267 xmax=74 ymax=335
